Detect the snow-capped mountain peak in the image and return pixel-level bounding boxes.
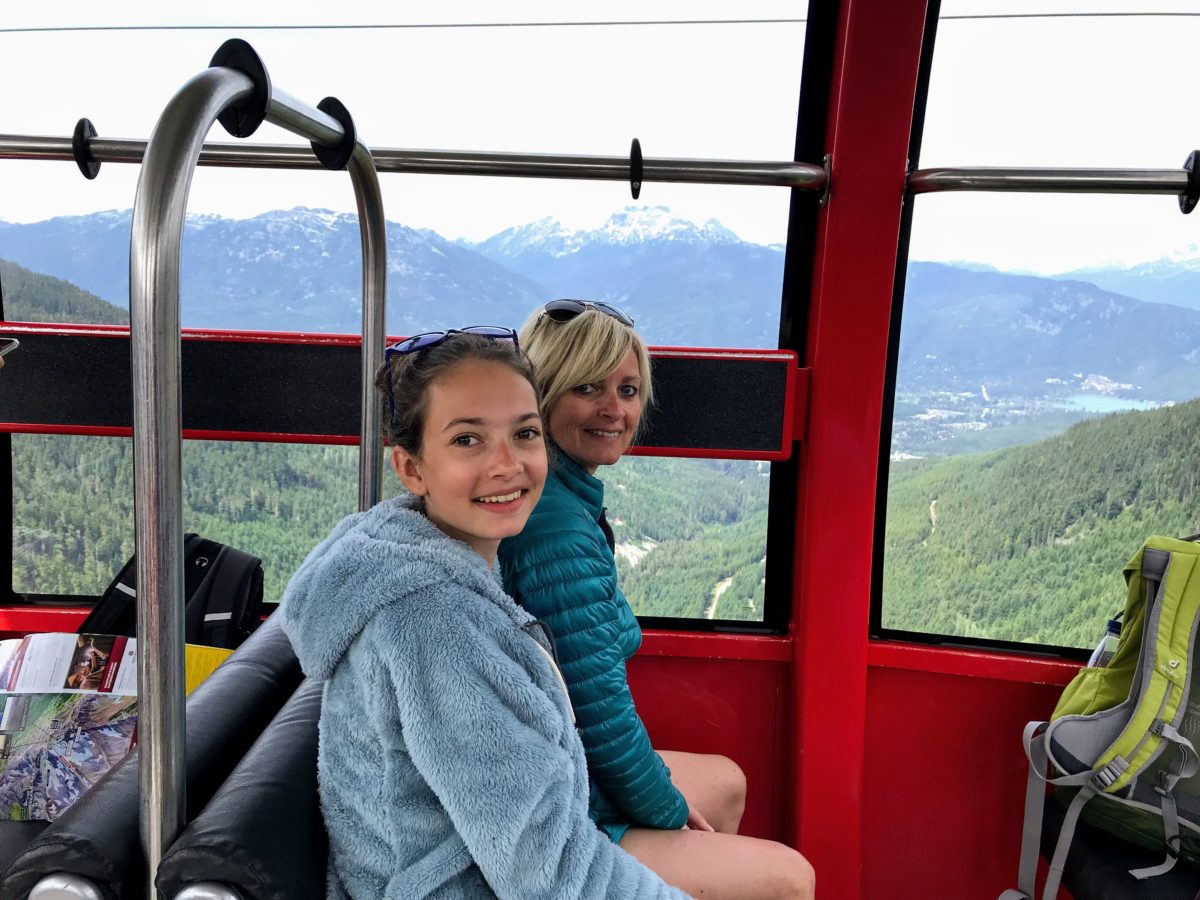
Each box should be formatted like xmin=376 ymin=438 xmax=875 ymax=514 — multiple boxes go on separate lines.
xmin=476 ymin=216 xmax=580 ymax=258
xmin=476 ymin=206 xmax=746 ymax=260
xmin=594 ymin=206 xmax=741 ymax=245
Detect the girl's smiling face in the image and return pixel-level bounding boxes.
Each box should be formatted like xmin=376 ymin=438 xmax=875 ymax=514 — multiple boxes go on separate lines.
xmin=392 ymin=358 xmax=547 ymax=564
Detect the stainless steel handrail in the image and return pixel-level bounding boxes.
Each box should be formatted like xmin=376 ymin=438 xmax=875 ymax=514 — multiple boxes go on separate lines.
xmin=130 ymin=66 xmax=253 ymax=896
xmin=0 ymin=133 xmax=826 ymax=189
xmin=260 ymin=90 xmax=387 ymax=510
xmin=908 ymin=166 xmax=1188 ymax=195
xmin=129 ymin=63 xmax=386 ymax=896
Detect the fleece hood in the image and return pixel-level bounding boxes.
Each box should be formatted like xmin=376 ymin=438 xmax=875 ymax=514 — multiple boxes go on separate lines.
xmin=279 ymin=495 xmax=517 ymax=680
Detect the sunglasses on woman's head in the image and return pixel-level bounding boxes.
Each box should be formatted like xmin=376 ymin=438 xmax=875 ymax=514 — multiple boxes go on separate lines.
xmin=540 ymin=299 xmax=635 ymax=328
xmin=385 ymin=325 xmax=519 ymax=362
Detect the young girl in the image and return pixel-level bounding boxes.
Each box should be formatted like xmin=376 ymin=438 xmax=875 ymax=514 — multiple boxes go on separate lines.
xmin=280 ymin=329 xmax=688 ymax=899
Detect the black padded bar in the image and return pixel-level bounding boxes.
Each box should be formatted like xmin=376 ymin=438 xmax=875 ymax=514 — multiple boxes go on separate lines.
xmin=0 ymin=327 xmax=796 ymax=458
xmin=640 ymin=355 xmax=789 ymax=454
xmin=156 ymin=678 xmax=326 ymax=900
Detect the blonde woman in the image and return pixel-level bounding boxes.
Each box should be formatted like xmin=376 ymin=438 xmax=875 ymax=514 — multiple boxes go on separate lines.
xmin=499 ymin=301 xmax=814 ymax=900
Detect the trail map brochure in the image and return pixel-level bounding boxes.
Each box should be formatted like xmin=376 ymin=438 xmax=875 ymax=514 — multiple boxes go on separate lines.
xmin=0 ymin=633 xmax=139 ymax=822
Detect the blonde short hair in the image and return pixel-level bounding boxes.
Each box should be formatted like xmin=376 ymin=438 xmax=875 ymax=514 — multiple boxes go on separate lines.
xmin=519 ymin=304 xmax=653 ymax=442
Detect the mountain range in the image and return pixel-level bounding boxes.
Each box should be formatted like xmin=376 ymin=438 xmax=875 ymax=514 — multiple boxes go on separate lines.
xmin=1058 ymin=255 xmax=1200 ymax=311
xmin=899 ymin=262 xmax=1200 ymax=400
xmin=5 ymin=206 xmax=1200 ymax=409
xmin=0 ymin=206 xmax=785 ymax=347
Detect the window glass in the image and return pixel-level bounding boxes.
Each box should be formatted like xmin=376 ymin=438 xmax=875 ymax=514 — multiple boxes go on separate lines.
xmin=14 ymin=435 xmax=358 ymax=602
xmin=3 ymin=4 xmax=799 ymax=622
xmin=881 ymin=4 xmax=1200 ymax=647
xmin=614 ymin=457 xmax=771 ymax=622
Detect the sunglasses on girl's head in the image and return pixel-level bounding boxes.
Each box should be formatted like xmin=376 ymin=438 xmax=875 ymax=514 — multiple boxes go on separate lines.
xmin=382 ymin=326 xmax=519 ymax=424
xmin=384 ymin=325 xmax=519 ymax=362
xmin=540 ymin=299 xmax=635 ymax=328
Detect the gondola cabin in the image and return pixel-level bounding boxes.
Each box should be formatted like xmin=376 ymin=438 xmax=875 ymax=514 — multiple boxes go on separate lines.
xmin=1 ymin=2 xmax=1198 ymax=898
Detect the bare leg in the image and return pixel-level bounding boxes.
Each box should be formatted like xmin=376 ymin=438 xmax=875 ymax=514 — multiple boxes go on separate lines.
xmin=659 ymin=750 xmax=746 ymax=834
xmin=620 ymin=828 xmax=815 ymax=900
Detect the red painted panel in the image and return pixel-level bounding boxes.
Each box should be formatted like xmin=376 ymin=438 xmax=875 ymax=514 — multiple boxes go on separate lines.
xmin=640 ymin=630 xmax=792 ymax=663
xmin=0 ymin=605 xmax=89 ymax=640
xmin=863 ymin=665 xmax=1066 ymax=899
xmin=628 ymin=652 xmax=788 ymax=840
xmin=869 ymin=641 xmax=1081 ymax=686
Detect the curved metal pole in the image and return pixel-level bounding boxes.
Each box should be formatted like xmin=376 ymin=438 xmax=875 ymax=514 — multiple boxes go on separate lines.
xmin=129 ymin=64 xmax=388 ymax=898
xmin=129 ymin=65 xmax=255 ymax=896
xmin=261 ymin=90 xmax=387 ymax=510
xmin=908 ymin=166 xmax=1187 ymax=195
xmin=346 ymin=142 xmax=386 ymax=510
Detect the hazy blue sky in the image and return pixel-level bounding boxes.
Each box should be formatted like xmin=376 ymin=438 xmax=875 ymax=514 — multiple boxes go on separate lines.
xmin=3 ymin=2 xmax=1200 ymax=273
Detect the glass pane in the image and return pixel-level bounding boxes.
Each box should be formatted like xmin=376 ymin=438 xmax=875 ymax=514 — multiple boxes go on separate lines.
xmin=0 ymin=6 xmax=801 ymax=340
xmin=14 ymin=435 xmax=358 ymax=603
xmin=614 ymin=457 xmax=770 ymax=622
xmin=882 ymin=5 xmax=1200 ymax=648
xmin=3 ymin=6 xmax=797 ymax=622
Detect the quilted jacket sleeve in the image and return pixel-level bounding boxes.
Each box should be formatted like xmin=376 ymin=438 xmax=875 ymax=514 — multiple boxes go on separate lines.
xmin=502 ymin=517 xmax=689 ymax=830
xmin=376 ymin=607 xmax=690 ymax=900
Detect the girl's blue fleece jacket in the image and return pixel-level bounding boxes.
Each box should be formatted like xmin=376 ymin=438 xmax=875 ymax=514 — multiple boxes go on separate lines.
xmin=280 ymin=495 xmax=690 ymax=899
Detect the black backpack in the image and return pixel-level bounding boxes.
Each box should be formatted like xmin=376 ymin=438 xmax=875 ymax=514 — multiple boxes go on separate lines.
xmin=78 ymin=534 xmax=264 ymax=649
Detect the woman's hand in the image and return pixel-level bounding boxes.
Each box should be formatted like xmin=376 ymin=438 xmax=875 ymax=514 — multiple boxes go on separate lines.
xmin=685 ymin=800 xmax=715 ymax=832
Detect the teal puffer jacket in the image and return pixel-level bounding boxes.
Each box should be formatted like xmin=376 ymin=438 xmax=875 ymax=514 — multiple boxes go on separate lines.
xmin=499 ymin=453 xmax=688 ymax=832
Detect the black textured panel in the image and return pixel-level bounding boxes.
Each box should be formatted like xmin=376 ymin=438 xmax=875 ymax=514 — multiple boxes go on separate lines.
xmin=643 ymin=356 xmax=787 ymax=452
xmin=0 ymin=332 xmax=362 ymax=436
xmin=0 ymin=331 xmax=789 ymax=454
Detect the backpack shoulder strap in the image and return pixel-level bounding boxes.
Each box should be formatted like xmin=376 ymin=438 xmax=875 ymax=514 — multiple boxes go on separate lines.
xmin=77 ymin=551 xmax=139 ymax=637
xmin=188 ymin=543 xmax=263 ymax=648
xmin=1092 ymin=538 xmax=1200 ymax=794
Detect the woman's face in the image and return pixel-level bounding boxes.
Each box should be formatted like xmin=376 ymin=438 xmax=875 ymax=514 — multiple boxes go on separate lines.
xmin=392 ymin=358 xmax=547 ymax=564
xmin=548 ymin=349 xmax=643 ymax=474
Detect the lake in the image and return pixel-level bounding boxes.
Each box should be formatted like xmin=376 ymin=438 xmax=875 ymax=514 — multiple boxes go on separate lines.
xmin=1061 ymin=394 xmax=1160 ymax=413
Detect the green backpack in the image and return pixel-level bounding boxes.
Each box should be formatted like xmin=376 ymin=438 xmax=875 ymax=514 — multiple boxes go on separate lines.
xmin=1001 ymin=535 xmax=1200 ymax=900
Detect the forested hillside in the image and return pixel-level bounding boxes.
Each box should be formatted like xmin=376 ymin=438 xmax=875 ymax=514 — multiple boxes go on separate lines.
xmin=11 ymin=249 xmax=1200 ymax=642
xmin=1 ymin=260 xmax=126 ymax=324
xmin=5 ymin=258 xmax=770 ymax=618
xmin=883 ymin=399 xmax=1200 ymax=647
xmin=13 ymin=433 xmax=769 ymax=618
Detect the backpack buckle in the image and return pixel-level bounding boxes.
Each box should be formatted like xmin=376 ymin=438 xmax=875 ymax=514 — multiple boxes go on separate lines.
xmin=1165 ymin=834 xmax=1182 ymax=859
xmin=1093 ymin=757 xmax=1130 ymax=789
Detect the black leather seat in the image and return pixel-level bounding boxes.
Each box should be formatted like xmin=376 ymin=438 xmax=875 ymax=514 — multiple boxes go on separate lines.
xmin=1040 ymin=794 xmax=1200 ymax=899
xmin=0 ymin=822 xmax=46 ymax=875
xmin=0 ymin=612 xmax=303 ymax=899
xmin=156 ymin=676 xmax=325 ymax=900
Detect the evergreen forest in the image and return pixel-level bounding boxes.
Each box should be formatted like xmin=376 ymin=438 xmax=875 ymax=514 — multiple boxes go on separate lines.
xmin=11 ymin=256 xmax=1200 ymax=646
xmin=882 ymin=400 xmax=1200 ymax=647
xmin=6 ymin=261 xmax=769 ymax=621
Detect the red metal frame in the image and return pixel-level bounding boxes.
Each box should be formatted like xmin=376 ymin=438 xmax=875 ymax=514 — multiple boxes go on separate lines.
xmin=0 ymin=605 xmax=89 ymax=640
xmin=640 ymin=631 xmax=793 ymax=663
xmin=788 ymin=0 xmax=932 ymax=895
xmin=868 ymin=641 xmax=1081 ymax=686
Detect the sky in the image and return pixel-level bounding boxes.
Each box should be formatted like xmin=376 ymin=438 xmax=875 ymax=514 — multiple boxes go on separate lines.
xmin=3 ymin=2 xmax=1200 ymax=272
